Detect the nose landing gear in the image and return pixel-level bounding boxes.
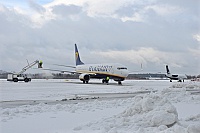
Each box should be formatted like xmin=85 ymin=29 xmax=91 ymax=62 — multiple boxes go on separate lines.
xmin=118 ymin=81 xmax=122 ymax=85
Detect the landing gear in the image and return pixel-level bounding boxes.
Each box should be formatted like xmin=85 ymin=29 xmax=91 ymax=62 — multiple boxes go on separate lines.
xmin=118 ymin=81 xmax=122 ymax=85
xmin=102 ymin=79 xmax=109 ymax=84
xmin=83 ymin=80 xmax=89 ymax=84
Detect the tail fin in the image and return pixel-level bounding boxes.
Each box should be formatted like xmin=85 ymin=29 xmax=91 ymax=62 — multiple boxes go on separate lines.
xmin=75 ymin=44 xmax=84 ymax=66
xmin=166 ymin=65 xmax=170 ymax=74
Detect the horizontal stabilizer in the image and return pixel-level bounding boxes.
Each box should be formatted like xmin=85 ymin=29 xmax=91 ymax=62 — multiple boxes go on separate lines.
xmin=52 ymin=64 xmax=76 ymax=68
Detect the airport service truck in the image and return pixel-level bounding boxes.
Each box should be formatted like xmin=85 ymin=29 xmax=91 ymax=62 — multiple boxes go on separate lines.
xmin=7 ymin=60 xmax=42 ymax=82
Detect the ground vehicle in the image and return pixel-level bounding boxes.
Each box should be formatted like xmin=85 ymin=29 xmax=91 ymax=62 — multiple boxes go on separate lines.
xmin=7 ymin=60 xmax=42 ymax=82
xmin=7 ymin=73 xmax=31 ymax=82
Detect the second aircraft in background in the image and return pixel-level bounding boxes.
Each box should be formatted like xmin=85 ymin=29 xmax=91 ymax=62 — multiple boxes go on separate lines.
xmin=165 ymin=65 xmax=187 ymax=82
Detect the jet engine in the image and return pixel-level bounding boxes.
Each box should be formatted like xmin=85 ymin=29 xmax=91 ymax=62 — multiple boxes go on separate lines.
xmin=113 ymin=78 xmax=125 ymax=82
xmin=79 ymin=74 xmax=90 ymax=83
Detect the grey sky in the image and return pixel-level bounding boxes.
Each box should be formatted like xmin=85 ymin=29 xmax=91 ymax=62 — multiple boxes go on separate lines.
xmin=0 ymin=0 xmax=199 ymax=75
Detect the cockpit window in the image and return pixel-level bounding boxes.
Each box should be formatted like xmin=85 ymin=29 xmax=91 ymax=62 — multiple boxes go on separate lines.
xmin=117 ymin=67 xmax=127 ymax=70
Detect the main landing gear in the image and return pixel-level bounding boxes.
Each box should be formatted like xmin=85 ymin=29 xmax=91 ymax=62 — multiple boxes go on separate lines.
xmin=82 ymin=80 xmax=89 ymax=84
xmin=102 ymin=79 xmax=109 ymax=84
xmin=102 ymin=79 xmax=122 ymax=85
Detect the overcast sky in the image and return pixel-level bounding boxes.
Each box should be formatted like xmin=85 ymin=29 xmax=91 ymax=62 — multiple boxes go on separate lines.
xmin=0 ymin=0 xmax=199 ymax=75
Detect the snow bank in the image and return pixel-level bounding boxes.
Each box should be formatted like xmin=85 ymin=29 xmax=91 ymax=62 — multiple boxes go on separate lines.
xmin=74 ymin=82 xmax=200 ymax=133
xmin=77 ymin=93 xmax=179 ymax=132
xmin=187 ymin=124 xmax=200 ymax=133
xmin=1 ymin=81 xmax=200 ymax=133
xmin=170 ymin=82 xmax=200 ymax=90
xmin=0 ymin=98 xmax=133 ymax=122
xmin=160 ymin=83 xmax=200 ymax=104
xmin=122 ymin=94 xmax=178 ymax=127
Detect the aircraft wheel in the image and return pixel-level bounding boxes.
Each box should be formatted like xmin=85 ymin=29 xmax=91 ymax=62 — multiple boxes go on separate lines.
xmin=13 ymin=78 xmax=18 ymax=82
xmin=118 ymin=81 xmax=122 ymax=85
xmin=170 ymin=80 xmax=172 ymax=82
xmin=24 ymin=78 xmax=29 ymax=82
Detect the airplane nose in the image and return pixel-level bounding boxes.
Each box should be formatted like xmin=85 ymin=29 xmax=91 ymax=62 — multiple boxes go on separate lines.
xmin=124 ymin=70 xmax=129 ymax=77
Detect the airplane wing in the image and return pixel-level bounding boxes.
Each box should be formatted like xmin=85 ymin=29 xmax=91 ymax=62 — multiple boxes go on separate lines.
xmin=35 ymin=68 xmax=77 ymax=74
xmin=35 ymin=63 xmax=77 ymax=74
xmin=39 ymin=68 xmax=98 ymax=75
xmin=51 ymin=64 xmax=76 ymax=68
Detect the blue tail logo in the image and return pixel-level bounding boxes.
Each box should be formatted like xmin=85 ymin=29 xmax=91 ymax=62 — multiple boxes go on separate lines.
xmin=75 ymin=44 xmax=84 ymax=66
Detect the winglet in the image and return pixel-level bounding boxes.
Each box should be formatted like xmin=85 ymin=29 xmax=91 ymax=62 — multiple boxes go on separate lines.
xmin=75 ymin=44 xmax=84 ymax=66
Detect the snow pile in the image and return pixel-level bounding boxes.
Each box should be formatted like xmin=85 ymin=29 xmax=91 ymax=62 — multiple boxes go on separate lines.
xmin=178 ymin=114 xmax=200 ymax=133
xmin=161 ymin=83 xmax=200 ymax=103
xmin=187 ymin=123 xmax=200 ymax=133
xmin=0 ymin=98 xmax=132 ymax=122
xmin=121 ymin=94 xmax=178 ymax=127
xmin=1 ymin=80 xmax=200 ymax=133
xmin=170 ymin=82 xmax=200 ymax=90
xmin=77 ymin=93 xmax=179 ymax=132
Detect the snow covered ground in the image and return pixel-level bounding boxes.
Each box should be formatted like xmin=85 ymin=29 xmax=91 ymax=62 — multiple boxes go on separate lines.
xmin=0 ymin=79 xmax=200 ymax=133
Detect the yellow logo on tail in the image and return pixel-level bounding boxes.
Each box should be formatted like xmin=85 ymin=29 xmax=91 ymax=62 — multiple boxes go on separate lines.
xmin=75 ymin=52 xmax=79 ymax=60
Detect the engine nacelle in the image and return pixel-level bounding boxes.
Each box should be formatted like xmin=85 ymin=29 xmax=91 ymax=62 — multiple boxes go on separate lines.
xmin=114 ymin=78 xmax=125 ymax=82
xmin=79 ymin=74 xmax=90 ymax=81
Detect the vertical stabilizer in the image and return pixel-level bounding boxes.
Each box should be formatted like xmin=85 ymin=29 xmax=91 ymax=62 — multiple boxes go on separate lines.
xmin=75 ymin=44 xmax=84 ymax=66
xmin=166 ymin=65 xmax=170 ymax=74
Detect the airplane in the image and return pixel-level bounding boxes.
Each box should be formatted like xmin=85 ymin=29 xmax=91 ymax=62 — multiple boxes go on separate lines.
xmin=165 ymin=65 xmax=187 ymax=82
xmin=44 ymin=44 xmax=129 ymax=85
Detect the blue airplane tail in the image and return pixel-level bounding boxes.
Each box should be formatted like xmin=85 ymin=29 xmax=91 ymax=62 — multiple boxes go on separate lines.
xmin=75 ymin=44 xmax=84 ymax=66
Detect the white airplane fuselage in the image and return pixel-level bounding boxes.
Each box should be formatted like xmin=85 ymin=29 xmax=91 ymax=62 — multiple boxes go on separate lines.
xmin=165 ymin=73 xmax=187 ymax=82
xmin=76 ymin=63 xmax=129 ymax=81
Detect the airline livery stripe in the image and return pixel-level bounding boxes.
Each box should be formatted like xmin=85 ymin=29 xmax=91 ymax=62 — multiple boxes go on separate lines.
xmin=76 ymin=70 xmax=126 ymax=78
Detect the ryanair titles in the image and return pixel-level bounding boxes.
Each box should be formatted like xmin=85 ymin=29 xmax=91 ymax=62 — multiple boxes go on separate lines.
xmin=89 ymin=65 xmax=112 ymax=72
